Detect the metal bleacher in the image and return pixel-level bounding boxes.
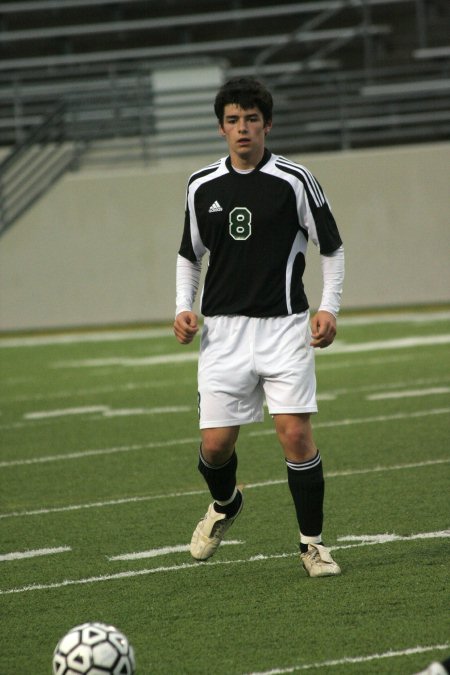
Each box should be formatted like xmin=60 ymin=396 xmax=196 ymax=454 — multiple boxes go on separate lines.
xmin=0 ymin=0 xmax=449 ymax=234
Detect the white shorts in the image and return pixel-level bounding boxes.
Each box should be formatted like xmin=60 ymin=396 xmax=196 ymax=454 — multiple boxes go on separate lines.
xmin=198 ymin=313 xmax=317 ymax=429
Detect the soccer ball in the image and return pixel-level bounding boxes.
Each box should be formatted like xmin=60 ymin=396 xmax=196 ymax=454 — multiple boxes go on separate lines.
xmin=52 ymin=622 xmax=136 ymax=675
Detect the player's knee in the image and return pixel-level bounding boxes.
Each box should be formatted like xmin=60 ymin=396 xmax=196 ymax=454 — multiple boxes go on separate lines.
xmin=276 ymin=420 xmax=314 ymax=458
xmin=283 ymin=430 xmax=311 ymax=453
xmin=201 ymin=432 xmax=237 ymax=464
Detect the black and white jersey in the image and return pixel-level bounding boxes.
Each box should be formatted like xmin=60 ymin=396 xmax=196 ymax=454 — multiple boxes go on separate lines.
xmin=178 ymin=148 xmax=343 ymax=317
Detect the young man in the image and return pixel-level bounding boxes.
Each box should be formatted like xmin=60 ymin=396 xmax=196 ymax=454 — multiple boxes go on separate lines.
xmin=173 ymin=77 xmax=344 ymax=577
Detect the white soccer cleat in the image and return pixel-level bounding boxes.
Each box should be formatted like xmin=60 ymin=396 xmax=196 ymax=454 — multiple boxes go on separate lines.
xmin=190 ymin=493 xmax=243 ymax=561
xmin=300 ymin=543 xmax=341 ymax=577
xmin=413 ymin=664 xmax=449 ymax=675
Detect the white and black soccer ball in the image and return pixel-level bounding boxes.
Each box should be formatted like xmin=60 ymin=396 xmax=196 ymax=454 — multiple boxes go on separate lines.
xmin=52 ymin=621 xmax=136 ymax=675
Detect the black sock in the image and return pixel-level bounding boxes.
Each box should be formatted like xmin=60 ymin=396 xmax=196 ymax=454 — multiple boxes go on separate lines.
xmin=198 ymin=446 xmax=238 ymax=504
xmin=214 ymin=489 xmax=242 ymax=518
xmin=299 ymin=541 xmax=323 ymax=554
xmin=286 ymin=451 xmax=325 ymax=547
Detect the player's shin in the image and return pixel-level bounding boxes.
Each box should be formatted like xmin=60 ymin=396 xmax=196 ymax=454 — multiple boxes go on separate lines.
xmin=285 ymin=450 xmax=324 ymax=551
xmin=198 ymin=446 xmax=242 ymax=517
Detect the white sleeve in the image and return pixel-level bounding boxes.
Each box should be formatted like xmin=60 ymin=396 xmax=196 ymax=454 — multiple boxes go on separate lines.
xmin=175 ymin=254 xmax=202 ymax=317
xmin=318 ymin=245 xmax=345 ymax=317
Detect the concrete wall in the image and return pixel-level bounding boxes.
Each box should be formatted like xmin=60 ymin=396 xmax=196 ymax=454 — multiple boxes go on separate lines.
xmin=1 ymin=142 xmax=449 ymax=331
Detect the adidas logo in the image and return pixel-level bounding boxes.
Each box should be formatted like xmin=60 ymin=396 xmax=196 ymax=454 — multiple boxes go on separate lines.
xmin=208 ymin=201 xmax=223 ymax=213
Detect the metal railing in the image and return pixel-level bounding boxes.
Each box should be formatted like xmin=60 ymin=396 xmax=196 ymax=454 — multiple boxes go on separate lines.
xmin=0 ymin=60 xmax=449 ymax=234
xmin=0 ymin=103 xmax=79 ymax=235
xmin=0 ymin=80 xmax=158 ymax=234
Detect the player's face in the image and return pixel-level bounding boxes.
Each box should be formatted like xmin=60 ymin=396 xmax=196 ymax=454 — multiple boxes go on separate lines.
xmin=219 ymin=104 xmax=272 ymax=168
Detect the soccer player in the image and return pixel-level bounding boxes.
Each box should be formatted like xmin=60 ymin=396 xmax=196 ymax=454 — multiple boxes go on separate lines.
xmin=173 ymin=77 xmax=344 ymax=577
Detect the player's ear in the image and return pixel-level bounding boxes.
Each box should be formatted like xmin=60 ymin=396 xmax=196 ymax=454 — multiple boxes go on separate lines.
xmin=218 ymin=122 xmax=226 ymax=137
xmin=264 ymin=119 xmax=272 ymax=136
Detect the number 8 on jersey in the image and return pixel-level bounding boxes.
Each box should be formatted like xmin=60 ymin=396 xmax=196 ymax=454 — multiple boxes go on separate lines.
xmin=229 ymin=207 xmax=252 ymax=240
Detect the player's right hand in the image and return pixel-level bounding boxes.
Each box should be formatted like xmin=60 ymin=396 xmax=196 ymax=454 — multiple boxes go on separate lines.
xmin=173 ymin=311 xmax=199 ymax=344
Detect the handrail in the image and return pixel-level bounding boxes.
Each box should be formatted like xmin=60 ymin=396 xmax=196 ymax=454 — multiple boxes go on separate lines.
xmin=0 ymin=58 xmax=449 ymax=233
xmin=0 ymin=102 xmax=66 ymax=171
xmin=0 ymin=103 xmax=77 ymax=236
xmin=0 ymin=0 xmax=415 ymax=30
xmin=0 ymin=26 xmax=392 ymax=71
xmin=0 ymin=0 xmax=148 ymax=12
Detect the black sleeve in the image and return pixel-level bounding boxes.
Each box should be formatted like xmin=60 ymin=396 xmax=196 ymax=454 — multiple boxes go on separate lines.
xmin=178 ymin=206 xmax=198 ymax=263
xmin=309 ymin=201 xmax=343 ymax=255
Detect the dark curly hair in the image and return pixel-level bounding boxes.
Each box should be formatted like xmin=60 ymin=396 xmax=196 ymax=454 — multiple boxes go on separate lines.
xmin=214 ymin=77 xmax=273 ymax=126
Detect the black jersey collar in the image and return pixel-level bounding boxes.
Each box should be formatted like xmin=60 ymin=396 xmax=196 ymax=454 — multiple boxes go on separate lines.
xmin=226 ymin=148 xmax=272 ymax=174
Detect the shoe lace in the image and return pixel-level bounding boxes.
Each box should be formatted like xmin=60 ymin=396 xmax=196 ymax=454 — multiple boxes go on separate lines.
xmin=306 ymin=545 xmax=336 ymax=566
xmin=307 ymin=547 xmax=320 ymax=562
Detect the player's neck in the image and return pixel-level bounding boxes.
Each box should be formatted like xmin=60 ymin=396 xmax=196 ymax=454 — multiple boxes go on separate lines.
xmin=229 ymin=146 xmax=265 ymax=171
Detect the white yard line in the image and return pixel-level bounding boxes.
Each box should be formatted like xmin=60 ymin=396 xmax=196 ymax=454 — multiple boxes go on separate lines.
xmin=0 ymin=383 xmax=445 ymax=430
xmin=334 ymin=530 xmax=450 ymax=549
xmin=2 ymin=407 xmax=449 ymax=468
xmin=109 ymin=531 xmax=449 ymax=564
xmin=315 ymin=354 xmax=414 ymax=370
xmin=0 ymin=487 xmax=208 ymax=520
xmin=48 ymin=334 xmax=450 ymax=369
xmin=0 ymin=547 xmax=71 ymax=562
xmin=313 ymin=407 xmax=450 ymax=429
xmin=108 ymin=540 xmax=244 ymax=561
xmin=0 ymin=327 xmax=174 ymax=348
xmin=328 ymin=376 xmax=450 ymax=397
xmin=367 ymin=386 xmax=450 ymax=400
xmin=24 ymin=406 xmax=109 ymax=420
xmin=1 ymin=310 xmax=449 ymax=349
xmin=53 ymin=353 xmax=199 ymax=368
xmin=0 ymin=436 xmax=199 ymax=469
xmin=0 ymin=530 xmax=448 ymax=595
xmin=102 ymin=405 xmax=192 ymax=417
xmin=320 ymin=334 xmax=450 ymax=355
xmin=3 ymin=374 xmax=447 ymax=410
xmin=0 ymin=457 xmax=448 ymax=521
xmin=337 ymin=532 xmax=449 ymax=544
xmin=23 ymin=404 xmax=192 ymax=420
xmin=250 ymin=406 xmax=450 ymax=436
xmin=245 ymin=643 xmax=450 ymax=674
xmin=1 ymin=377 xmax=193 ymax=404
xmin=247 ymin=458 xmax=450 ymax=484
xmin=339 ymin=310 xmax=450 ymax=325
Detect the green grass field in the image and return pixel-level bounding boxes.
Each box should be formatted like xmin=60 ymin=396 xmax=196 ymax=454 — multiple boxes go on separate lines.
xmin=1 ymin=308 xmax=449 ymax=675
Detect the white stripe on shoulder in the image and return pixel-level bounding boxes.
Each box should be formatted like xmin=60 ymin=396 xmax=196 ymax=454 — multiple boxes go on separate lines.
xmin=186 ymin=158 xmax=228 ymax=261
xmin=276 ymin=156 xmax=325 ymax=207
xmin=188 ymin=157 xmax=225 ymax=183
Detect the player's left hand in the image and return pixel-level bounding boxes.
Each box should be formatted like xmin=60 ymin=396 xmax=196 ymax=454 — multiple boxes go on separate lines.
xmin=310 ymin=310 xmax=337 ymax=349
